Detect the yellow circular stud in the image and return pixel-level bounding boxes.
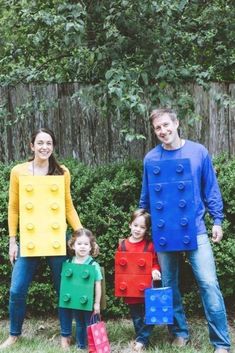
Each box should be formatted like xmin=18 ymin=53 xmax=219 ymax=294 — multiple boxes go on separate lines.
xmin=52 ymin=241 xmax=60 ymax=249
xmin=25 ymin=184 xmax=33 ymax=192
xmin=50 ymin=184 xmax=59 ymax=192
xmin=51 ymin=222 xmax=60 ymax=230
xmin=27 ymin=242 xmax=35 ymax=250
xmin=25 ymin=202 xmax=33 ymax=210
xmin=26 ymin=223 xmax=34 ymax=230
xmin=50 ymin=202 xmax=59 ymax=210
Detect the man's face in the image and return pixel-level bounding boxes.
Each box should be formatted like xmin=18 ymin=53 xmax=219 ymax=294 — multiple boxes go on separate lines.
xmin=152 ymin=113 xmax=179 ymax=148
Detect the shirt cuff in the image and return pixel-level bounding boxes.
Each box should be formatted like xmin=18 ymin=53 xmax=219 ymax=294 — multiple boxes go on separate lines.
xmin=214 ymin=218 xmax=222 ymax=226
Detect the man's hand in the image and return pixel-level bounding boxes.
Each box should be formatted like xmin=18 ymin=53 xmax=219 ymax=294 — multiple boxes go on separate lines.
xmin=211 ymin=225 xmax=223 ymax=243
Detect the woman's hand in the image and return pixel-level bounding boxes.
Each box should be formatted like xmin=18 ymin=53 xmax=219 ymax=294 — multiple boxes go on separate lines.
xmin=9 ymin=237 xmax=18 ymax=265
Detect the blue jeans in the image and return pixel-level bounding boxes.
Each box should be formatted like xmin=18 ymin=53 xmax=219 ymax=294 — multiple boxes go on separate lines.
xmin=9 ymin=254 xmax=66 ymax=336
xmin=157 ymin=234 xmax=230 ymax=350
xmin=60 ymin=308 xmax=92 ymax=349
xmin=129 ymin=303 xmax=154 ymax=347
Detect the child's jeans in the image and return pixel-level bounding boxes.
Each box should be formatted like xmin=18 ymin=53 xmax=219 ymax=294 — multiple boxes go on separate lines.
xmin=60 ymin=308 xmax=92 ymax=349
xmin=129 ymin=303 xmax=154 ymax=347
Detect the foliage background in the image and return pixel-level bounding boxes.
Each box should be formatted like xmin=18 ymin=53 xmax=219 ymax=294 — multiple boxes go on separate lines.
xmin=0 ymin=156 xmax=234 ymax=319
xmin=0 ymin=0 xmax=234 ymax=127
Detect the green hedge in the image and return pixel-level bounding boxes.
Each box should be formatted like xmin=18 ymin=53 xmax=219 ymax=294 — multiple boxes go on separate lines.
xmin=0 ymin=156 xmax=234 ymax=318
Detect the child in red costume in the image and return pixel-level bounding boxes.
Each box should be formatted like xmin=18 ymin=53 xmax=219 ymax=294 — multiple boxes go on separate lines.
xmin=118 ymin=209 xmax=161 ymax=352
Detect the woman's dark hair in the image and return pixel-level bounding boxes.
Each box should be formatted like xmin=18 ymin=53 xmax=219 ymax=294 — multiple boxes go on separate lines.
xmin=68 ymin=228 xmax=98 ymax=257
xmin=29 ymin=128 xmax=64 ymax=175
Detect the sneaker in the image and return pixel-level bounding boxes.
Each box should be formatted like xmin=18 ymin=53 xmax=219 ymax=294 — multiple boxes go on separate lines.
xmin=172 ymin=336 xmax=188 ymax=347
xmin=214 ymin=349 xmax=229 ymax=353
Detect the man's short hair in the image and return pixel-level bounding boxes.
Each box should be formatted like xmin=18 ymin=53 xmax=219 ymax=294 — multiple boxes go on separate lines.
xmin=149 ymin=108 xmax=177 ymax=124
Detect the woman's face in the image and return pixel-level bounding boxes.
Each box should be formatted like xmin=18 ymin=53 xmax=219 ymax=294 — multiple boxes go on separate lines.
xmin=31 ymin=132 xmax=54 ymax=161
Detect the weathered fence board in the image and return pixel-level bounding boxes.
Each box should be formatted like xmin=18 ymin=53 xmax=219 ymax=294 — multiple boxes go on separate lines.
xmin=0 ymin=82 xmax=234 ymax=164
xmin=228 ymin=84 xmax=235 ymax=156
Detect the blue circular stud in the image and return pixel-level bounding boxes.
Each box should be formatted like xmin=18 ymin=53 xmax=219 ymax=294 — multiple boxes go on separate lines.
xmin=157 ymin=219 xmax=165 ymax=228
xmin=176 ymin=164 xmax=184 ymax=173
xmin=183 ymin=235 xmax=191 ymax=244
xmin=178 ymin=182 xmax=185 ymax=190
xmin=156 ymin=201 xmax=164 ymax=210
xmin=179 ymin=199 xmax=187 ymax=208
xmin=159 ymin=237 xmax=167 ymax=246
xmin=155 ymin=184 xmax=162 ymax=192
xmin=180 ymin=217 xmax=188 ymax=226
xmin=153 ymin=166 xmax=161 ymax=175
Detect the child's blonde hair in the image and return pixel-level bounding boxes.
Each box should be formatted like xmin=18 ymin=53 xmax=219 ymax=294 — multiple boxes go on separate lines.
xmin=129 ymin=208 xmax=151 ymax=238
xmin=68 ymin=228 xmax=98 ymax=256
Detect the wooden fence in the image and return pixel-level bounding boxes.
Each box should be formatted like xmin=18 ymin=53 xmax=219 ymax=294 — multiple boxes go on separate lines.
xmin=0 ymin=82 xmax=234 ymax=165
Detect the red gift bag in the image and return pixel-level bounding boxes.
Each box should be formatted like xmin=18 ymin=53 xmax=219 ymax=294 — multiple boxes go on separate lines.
xmin=87 ymin=315 xmax=111 ymax=353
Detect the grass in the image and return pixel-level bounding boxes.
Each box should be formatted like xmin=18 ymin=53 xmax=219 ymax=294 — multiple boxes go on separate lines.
xmin=0 ymin=316 xmax=234 ymax=353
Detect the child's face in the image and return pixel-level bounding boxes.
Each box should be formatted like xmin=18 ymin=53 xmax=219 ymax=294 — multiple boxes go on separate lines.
xmin=72 ymin=234 xmax=92 ymax=258
xmin=129 ymin=215 xmax=147 ymax=242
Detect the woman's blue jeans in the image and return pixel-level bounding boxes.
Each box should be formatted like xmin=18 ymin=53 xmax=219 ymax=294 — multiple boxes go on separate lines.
xmin=9 ymin=254 xmax=66 ymax=336
xmin=157 ymin=234 xmax=230 ymax=350
xmin=129 ymin=303 xmax=154 ymax=347
xmin=60 ymin=308 xmax=92 ymax=349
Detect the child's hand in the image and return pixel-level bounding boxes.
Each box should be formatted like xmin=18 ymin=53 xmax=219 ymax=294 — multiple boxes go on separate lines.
xmin=94 ymin=303 xmax=100 ymax=314
xmin=152 ymin=269 xmax=161 ymax=281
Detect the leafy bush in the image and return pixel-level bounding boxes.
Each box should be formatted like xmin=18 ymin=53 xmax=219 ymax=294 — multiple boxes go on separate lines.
xmin=0 ymin=156 xmax=234 ymax=319
xmin=211 ymin=155 xmax=235 ymax=305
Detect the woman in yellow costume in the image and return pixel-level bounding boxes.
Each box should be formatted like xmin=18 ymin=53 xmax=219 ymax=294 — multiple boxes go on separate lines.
xmin=0 ymin=128 xmax=82 ymax=349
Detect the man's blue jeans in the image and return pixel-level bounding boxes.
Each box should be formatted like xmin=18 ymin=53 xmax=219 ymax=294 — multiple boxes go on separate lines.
xmin=9 ymin=254 xmax=66 ymax=336
xmin=129 ymin=303 xmax=154 ymax=347
xmin=157 ymin=234 xmax=230 ymax=350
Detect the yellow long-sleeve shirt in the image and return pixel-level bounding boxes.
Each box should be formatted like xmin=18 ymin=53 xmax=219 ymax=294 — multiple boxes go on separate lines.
xmin=8 ymin=162 xmax=82 ymax=237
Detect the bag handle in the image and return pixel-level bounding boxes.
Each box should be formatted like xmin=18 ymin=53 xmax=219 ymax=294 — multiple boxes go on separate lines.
xmin=89 ymin=313 xmax=101 ymax=325
xmin=152 ymin=279 xmax=162 ymax=288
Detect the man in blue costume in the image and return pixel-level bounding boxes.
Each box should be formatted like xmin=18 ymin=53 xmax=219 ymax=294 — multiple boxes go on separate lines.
xmin=139 ymin=108 xmax=230 ymax=353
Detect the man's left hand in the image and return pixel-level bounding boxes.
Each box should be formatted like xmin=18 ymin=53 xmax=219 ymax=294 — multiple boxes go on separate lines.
xmin=212 ymin=225 xmax=223 ymax=243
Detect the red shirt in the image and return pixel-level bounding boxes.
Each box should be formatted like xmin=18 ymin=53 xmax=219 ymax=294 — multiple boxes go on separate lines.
xmin=117 ymin=238 xmax=160 ymax=304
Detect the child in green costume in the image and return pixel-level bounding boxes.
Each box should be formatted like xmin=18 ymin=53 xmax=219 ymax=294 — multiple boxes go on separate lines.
xmin=60 ymin=228 xmax=102 ymax=349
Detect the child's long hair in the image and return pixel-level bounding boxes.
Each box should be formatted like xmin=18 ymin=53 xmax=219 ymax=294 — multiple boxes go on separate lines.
xmin=130 ymin=208 xmax=151 ymax=239
xmin=68 ymin=228 xmax=98 ymax=257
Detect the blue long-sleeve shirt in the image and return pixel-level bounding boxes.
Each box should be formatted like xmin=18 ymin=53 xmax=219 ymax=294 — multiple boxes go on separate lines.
xmin=139 ymin=140 xmax=223 ymax=236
